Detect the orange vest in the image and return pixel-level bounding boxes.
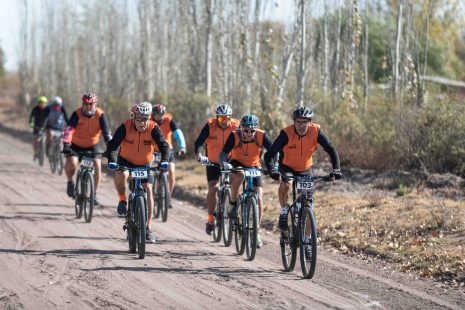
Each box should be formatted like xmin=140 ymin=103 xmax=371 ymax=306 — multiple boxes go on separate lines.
xmin=230 ymin=129 xmax=264 ymax=167
xmin=154 ymin=113 xmax=173 ymax=151
xmin=72 ymin=107 xmax=103 ymax=148
xmin=119 ymin=119 xmax=158 ymax=166
xmin=282 ymin=123 xmax=320 ymax=172
xmin=206 ymin=118 xmax=240 ymax=163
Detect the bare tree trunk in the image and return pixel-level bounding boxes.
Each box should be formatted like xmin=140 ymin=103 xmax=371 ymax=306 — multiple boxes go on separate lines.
xmin=205 ymin=0 xmax=215 ymax=97
xmin=363 ymin=1 xmax=369 ymax=111
xmin=297 ymin=0 xmax=306 ymax=107
xmin=323 ymin=0 xmax=329 ymax=94
xmin=333 ymin=0 xmax=342 ymax=101
xmin=394 ymin=1 xmax=403 ymax=100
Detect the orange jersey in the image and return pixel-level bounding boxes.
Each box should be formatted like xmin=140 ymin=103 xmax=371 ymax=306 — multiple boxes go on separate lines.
xmin=230 ymin=130 xmax=265 ymax=167
xmin=72 ymin=107 xmax=103 ymax=148
xmin=154 ymin=112 xmax=173 ymax=151
xmin=119 ymin=119 xmax=158 ymax=166
xmin=282 ymin=123 xmax=320 ymax=171
xmin=206 ymin=118 xmax=240 ymax=163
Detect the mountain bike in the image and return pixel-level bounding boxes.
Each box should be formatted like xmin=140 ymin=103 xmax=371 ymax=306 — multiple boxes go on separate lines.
xmin=231 ymin=167 xmax=266 ymax=261
xmin=35 ymin=128 xmax=46 ymax=167
xmin=280 ymin=173 xmax=333 ymax=279
xmin=48 ymin=129 xmax=64 ymax=175
xmin=201 ymin=161 xmax=232 ymax=246
xmin=117 ymin=164 xmax=158 ymax=259
xmin=72 ymin=151 xmax=102 ymax=223
xmin=152 ymin=152 xmax=169 ymax=222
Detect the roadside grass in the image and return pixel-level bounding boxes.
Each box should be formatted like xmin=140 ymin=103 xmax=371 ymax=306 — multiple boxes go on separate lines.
xmin=175 ymin=159 xmax=465 ymax=289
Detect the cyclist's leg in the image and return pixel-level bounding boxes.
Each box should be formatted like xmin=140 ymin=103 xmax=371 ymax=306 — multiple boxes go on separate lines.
xmin=228 ymin=173 xmax=243 ymax=216
xmin=46 ymin=128 xmax=52 ymax=155
xmin=93 ymin=157 xmax=102 ymax=193
xmin=114 ymin=167 xmax=129 ymax=214
xmin=65 ymin=154 xmax=78 ymax=181
xmin=253 ymin=177 xmax=263 ymax=225
xmin=143 ymin=171 xmax=155 ymax=229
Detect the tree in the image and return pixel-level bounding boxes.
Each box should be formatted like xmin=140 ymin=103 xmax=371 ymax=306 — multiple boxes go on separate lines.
xmin=0 ymin=44 xmax=5 ymax=77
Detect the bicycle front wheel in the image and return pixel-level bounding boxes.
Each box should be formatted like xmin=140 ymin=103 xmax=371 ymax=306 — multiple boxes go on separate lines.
xmin=213 ymin=189 xmax=223 ymax=242
xmin=127 ymin=196 xmax=136 ymax=253
xmin=234 ymin=202 xmax=245 ymax=255
xmin=299 ymin=206 xmax=318 ymax=279
xmin=134 ymin=195 xmax=146 ymax=259
xmin=49 ymin=143 xmax=56 ymax=173
xmin=222 ymin=188 xmax=233 ymax=247
xmin=56 ymin=141 xmax=64 ymax=175
xmin=152 ymin=175 xmax=160 ymax=219
xmin=74 ymin=171 xmax=83 ymax=219
xmin=83 ymin=171 xmax=94 ymax=223
xmin=280 ymin=206 xmax=297 ymax=272
xmin=159 ymin=172 xmax=169 ymax=222
xmin=245 ymin=196 xmax=258 ymax=261
xmin=38 ymin=135 xmax=45 ymax=167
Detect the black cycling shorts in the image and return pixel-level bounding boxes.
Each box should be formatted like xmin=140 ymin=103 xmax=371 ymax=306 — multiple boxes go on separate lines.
xmin=68 ymin=143 xmax=101 ymax=159
xmin=278 ymin=164 xmax=312 ymax=181
xmin=229 ymin=159 xmax=262 ymax=187
xmin=206 ymin=164 xmax=221 ymax=182
xmin=117 ymin=157 xmax=154 ymax=184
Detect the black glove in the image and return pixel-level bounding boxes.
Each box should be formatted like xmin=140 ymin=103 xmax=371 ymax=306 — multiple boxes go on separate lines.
xmin=330 ymin=169 xmax=342 ymax=180
xmin=269 ymin=170 xmax=281 ymax=181
xmin=62 ymin=143 xmax=72 ymax=155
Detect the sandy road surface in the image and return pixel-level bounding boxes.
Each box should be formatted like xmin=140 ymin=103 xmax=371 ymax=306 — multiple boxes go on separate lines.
xmin=0 ymin=131 xmax=463 ymax=309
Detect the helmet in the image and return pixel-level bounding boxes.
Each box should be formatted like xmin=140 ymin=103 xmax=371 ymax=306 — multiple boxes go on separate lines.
xmin=292 ymin=106 xmax=314 ymax=120
xmin=51 ymin=96 xmax=63 ymax=106
xmin=152 ymin=104 xmax=166 ymax=116
xmin=131 ymin=102 xmax=153 ymax=119
xmin=215 ymin=104 xmax=232 ymax=116
xmin=240 ymin=114 xmax=259 ymax=128
xmin=82 ymin=93 xmax=98 ymax=104
xmin=37 ymin=96 xmax=48 ymax=104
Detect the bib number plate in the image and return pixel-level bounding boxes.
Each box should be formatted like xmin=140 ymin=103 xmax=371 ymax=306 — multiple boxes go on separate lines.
xmin=131 ymin=170 xmax=148 ymax=179
xmin=297 ymin=181 xmax=314 ymax=190
xmin=244 ymin=170 xmax=260 ymax=177
xmin=81 ymin=157 xmax=94 ymax=168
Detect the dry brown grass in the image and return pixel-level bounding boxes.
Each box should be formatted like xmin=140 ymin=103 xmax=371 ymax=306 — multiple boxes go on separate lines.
xmin=175 ymin=160 xmax=465 ymax=288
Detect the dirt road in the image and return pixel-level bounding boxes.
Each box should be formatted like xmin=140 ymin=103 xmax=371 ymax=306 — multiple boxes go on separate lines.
xmin=0 ymin=130 xmax=463 ymax=310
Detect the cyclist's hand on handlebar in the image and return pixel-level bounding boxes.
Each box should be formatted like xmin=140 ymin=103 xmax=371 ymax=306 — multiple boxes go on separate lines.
xmin=197 ymin=155 xmax=209 ymax=165
xmin=62 ymin=143 xmax=72 ymax=155
xmin=159 ymin=161 xmax=169 ymax=170
xmin=329 ymin=169 xmax=342 ymax=181
xmin=221 ymin=162 xmax=233 ymax=171
xmin=177 ymin=148 xmax=186 ymax=156
xmin=270 ymin=169 xmax=281 ymax=181
xmin=108 ymin=162 xmax=118 ymax=170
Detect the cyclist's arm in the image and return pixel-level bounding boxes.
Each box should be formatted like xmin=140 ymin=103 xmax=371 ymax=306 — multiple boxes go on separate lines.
xmin=170 ymin=120 xmax=186 ymax=150
xmin=194 ymin=123 xmax=209 ymax=155
xmin=99 ymin=113 xmax=112 ymax=143
xmin=62 ymin=106 xmax=70 ymax=124
xmin=317 ymin=130 xmax=341 ymax=170
xmin=264 ymin=130 xmax=288 ymax=170
xmin=151 ymin=126 xmax=170 ymax=162
xmin=218 ymin=132 xmax=235 ymax=164
xmin=106 ymin=124 xmax=126 ymax=162
xmin=42 ymin=107 xmax=51 ymax=129
xmin=29 ymin=107 xmax=36 ymax=124
xmin=63 ymin=112 xmax=78 ymax=144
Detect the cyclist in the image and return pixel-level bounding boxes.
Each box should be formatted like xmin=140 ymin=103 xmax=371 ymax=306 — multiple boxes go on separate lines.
xmin=151 ymin=104 xmax=186 ymax=208
xmin=194 ymin=103 xmax=240 ymax=235
xmin=44 ymin=96 xmax=69 ymax=156
xmin=63 ymin=93 xmax=112 ymax=206
xmin=29 ymin=96 xmax=48 ymax=160
xmin=218 ymin=114 xmax=273 ymax=248
xmin=264 ymin=106 xmax=342 ymax=232
xmin=106 ymin=102 xmax=170 ymax=243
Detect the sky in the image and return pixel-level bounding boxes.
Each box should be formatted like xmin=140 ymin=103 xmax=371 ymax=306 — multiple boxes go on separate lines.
xmin=0 ymin=0 xmax=296 ymax=73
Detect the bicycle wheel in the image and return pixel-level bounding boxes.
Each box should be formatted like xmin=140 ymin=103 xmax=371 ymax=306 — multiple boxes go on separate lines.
xmin=55 ymin=141 xmax=64 ymax=175
xmin=83 ymin=171 xmax=95 ymax=223
xmin=212 ymin=189 xmax=223 ymax=242
xmin=152 ymin=174 xmax=160 ymax=219
xmin=245 ymin=196 xmax=258 ymax=261
xmin=38 ymin=135 xmax=45 ymax=167
xmin=280 ymin=205 xmax=297 ymax=272
xmin=222 ymin=188 xmax=233 ymax=247
xmin=300 ymin=206 xmax=318 ymax=279
xmin=127 ymin=196 xmax=136 ymax=253
xmin=234 ymin=202 xmax=246 ymax=255
xmin=49 ymin=142 xmax=56 ymax=173
xmin=74 ymin=171 xmax=83 ymax=219
xmin=159 ymin=172 xmax=169 ymax=222
xmin=134 ymin=195 xmax=146 ymax=259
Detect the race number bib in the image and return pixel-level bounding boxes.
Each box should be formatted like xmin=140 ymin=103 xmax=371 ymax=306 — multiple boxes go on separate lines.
xmin=81 ymin=157 xmax=94 ymax=168
xmin=296 ymin=181 xmax=314 ymax=190
xmin=131 ymin=170 xmax=148 ymax=179
xmin=244 ymin=170 xmax=261 ymax=177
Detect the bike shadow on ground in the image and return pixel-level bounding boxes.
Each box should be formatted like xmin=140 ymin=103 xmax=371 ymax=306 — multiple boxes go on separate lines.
xmin=0 ymin=211 xmax=108 ymax=222
xmin=0 ymin=248 xmax=142 ymax=260
xmin=9 ymin=203 xmax=71 ymax=208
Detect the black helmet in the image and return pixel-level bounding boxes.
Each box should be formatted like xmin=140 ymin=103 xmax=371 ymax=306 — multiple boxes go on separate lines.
xmin=152 ymin=104 xmax=166 ymax=116
xmin=240 ymin=114 xmax=259 ymax=128
xmin=292 ymin=106 xmax=314 ymax=120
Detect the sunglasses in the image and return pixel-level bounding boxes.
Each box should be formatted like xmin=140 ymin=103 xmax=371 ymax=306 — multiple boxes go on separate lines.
xmin=294 ymin=119 xmax=310 ymax=125
xmin=243 ymin=128 xmax=256 ymax=134
xmin=135 ymin=117 xmax=149 ymax=123
xmin=217 ymin=116 xmax=230 ymax=122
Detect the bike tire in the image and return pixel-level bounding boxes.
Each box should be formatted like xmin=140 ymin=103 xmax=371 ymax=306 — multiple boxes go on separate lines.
xmin=160 ymin=172 xmax=169 ymax=222
xmin=212 ymin=189 xmax=223 ymax=242
xmin=38 ymin=135 xmax=45 ymax=167
xmin=245 ymin=197 xmax=258 ymax=261
xmin=134 ymin=195 xmax=146 ymax=259
xmin=234 ymin=202 xmax=246 ymax=255
xmin=280 ymin=205 xmax=297 ymax=272
xmin=152 ymin=175 xmax=161 ymax=219
xmin=222 ymin=188 xmax=233 ymax=247
xmin=299 ymin=207 xmax=318 ymax=279
xmin=74 ymin=171 xmax=83 ymax=219
xmin=83 ymin=171 xmax=94 ymax=223
xmin=56 ymin=141 xmax=64 ymax=175
xmin=127 ymin=196 xmax=136 ymax=253
xmin=49 ymin=143 xmax=56 ymax=173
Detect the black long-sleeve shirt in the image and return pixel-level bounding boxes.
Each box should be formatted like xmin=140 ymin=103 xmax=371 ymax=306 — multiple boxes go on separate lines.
xmin=194 ymin=123 xmax=210 ymax=154
xmin=106 ymin=123 xmax=169 ymax=163
xmin=29 ymin=106 xmax=49 ymax=128
xmin=264 ymin=127 xmax=340 ymax=171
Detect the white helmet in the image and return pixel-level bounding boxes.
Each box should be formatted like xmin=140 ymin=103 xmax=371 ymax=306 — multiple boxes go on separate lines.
xmin=131 ymin=102 xmax=152 ymax=119
xmin=215 ymin=103 xmax=232 ymax=116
